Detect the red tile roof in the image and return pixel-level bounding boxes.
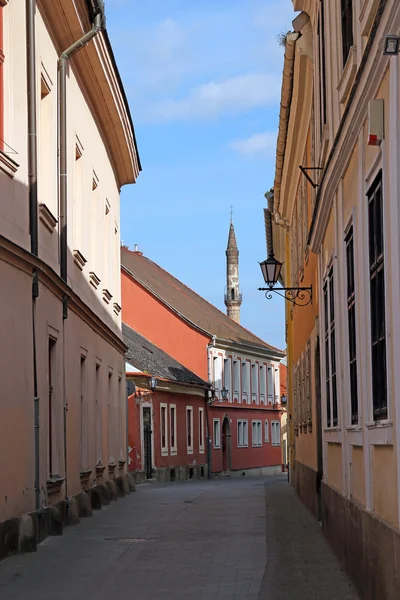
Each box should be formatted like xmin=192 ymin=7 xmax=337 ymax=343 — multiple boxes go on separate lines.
xmin=121 ymin=247 xmax=284 ymax=356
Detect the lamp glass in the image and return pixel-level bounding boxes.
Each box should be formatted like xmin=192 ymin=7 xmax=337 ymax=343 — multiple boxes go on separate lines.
xmin=221 ymin=386 xmax=229 ymax=400
xmin=260 ymin=256 xmax=283 ymax=287
xmin=149 ymin=376 xmax=158 ymax=391
xmin=384 ymin=35 xmax=400 ymax=55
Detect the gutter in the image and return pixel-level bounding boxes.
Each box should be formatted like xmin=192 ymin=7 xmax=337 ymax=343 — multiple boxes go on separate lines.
xmin=58 ymin=0 xmax=106 ymax=283
xmin=26 ymin=0 xmax=40 ymax=513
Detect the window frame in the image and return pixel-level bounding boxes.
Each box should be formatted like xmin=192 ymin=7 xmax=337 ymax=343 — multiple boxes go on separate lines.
xmin=324 ymin=266 xmax=338 ymax=428
xmin=368 ymin=173 xmax=387 ymax=421
xmin=199 ymin=407 xmax=204 ymax=454
xmin=265 ymin=419 xmax=269 ymax=443
xmin=252 ymin=420 xmax=262 ymax=447
xmin=213 ymin=418 xmax=221 ymax=449
xmin=170 ymin=404 xmax=177 ymax=455
xmin=237 ymin=419 xmax=248 ymax=448
xmin=345 ymin=224 xmax=359 ymax=425
xmin=271 ymin=420 xmax=281 ymax=446
xmin=160 ymin=403 xmax=168 ymax=456
xmin=186 ymin=406 xmax=193 ymax=454
xmin=341 ymin=0 xmax=354 ymax=67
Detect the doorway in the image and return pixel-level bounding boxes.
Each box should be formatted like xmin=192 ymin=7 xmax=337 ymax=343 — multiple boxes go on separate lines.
xmin=222 ymin=416 xmax=232 ymax=472
xmin=142 ymin=406 xmax=153 ymax=479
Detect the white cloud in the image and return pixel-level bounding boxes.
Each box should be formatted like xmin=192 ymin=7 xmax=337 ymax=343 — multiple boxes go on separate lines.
xmin=149 ymin=73 xmax=281 ymax=122
xmin=230 ymin=131 xmax=277 ymax=158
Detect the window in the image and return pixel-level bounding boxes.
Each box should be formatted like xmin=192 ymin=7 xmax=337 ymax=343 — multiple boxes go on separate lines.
xmin=224 ymin=358 xmax=231 ymax=401
xmin=274 ymin=367 xmax=280 ymax=404
xmin=233 ymin=359 xmax=240 ymax=398
xmin=260 ymin=365 xmax=266 ymax=403
xmin=80 ymin=355 xmax=88 ymax=471
xmin=170 ymin=405 xmax=177 ymax=454
xmin=324 ymin=268 xmax=338 ymax=427
xmin=0 ymin=4 xmax=4 ymax=151
xmin=48 ymin=338 xmax=56 ymax=476
xmin=267 ymin=366 xmax=273 ymax=404
xmin=252 ymin=421 xmax=262 ymax=447
xmin=40 ymin=75 xmax=54 ymax=212
xmin=317 ymin=2 xmax=327 ymax=134
xmin=213 ymin=354 xmax=223 ymax=394
xmin=73 ymin=143 xmax=83 ymax=254
xmin=271 ymin=421 xmax=281 ymax=446
xmin=160 ymin=404 xmax=168 ymax=456
xmin=199 ymin=408 xmax=204 ymax=453
xmin=95 ymin=362 xmax=102 ymax=465
xmin=237 ymin=420 xmax=248 ymax=447
xmin=368 ymin=174 xmax=387 ymax=420
xmin=186 ymin=407 xmax=193 ymax=453
xmin=242 ymin=361 xmax=250 ymax=403
xmin=231 ymin=288 xmax=235 ymax=300
xmin=90 ymin=175 xmax=101 ymax=278
xmin=251 ymin=363 xmax=258 ymax=404
xmin=341 ymin=0 xmax=353 ymax=67
xmin=108 ymin=371 xmax=114 ymax=463
xmin=265 ymin=420 xmax=269 ymax=443
xmin=213 ymin=419 xmax=221 ymax=448
xmin=346 ymin=226 xmax=358 ymax=424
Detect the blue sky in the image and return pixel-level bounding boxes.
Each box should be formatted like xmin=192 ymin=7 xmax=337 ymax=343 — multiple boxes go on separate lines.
xmin=106 ymin=0 xmax=297 ymax=351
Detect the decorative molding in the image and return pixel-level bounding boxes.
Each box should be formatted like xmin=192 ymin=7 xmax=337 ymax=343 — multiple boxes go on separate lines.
xmin=0 ymin=150 xmax=19 ymax=178
xmin=108 ymin=462 xmax=116 ymax=475
xmin=102 ymin=288 xmax=112 ymax=304
xmin=39 ymin=203 xmax=57 ymax=233
xmin=46 ymin=477 xmax=64 ymax=495
xmin=113 ymin=302 xmax=121 ymax=315
xmin=80 ymin=469 xmax=92 ymax=484
xmin=0 ymin=49 xmax=4 ymax=66
xmin=118 ymin=459 xmax=126 ymax=470
xmin=89 ymin=271 xmax=101 ymax=289
xmin=95 ymin=464 xmax=106 ymax=476
xmin=337 ymin=46 xmax=358 ymax=105
xmin=73 ymin=249 xmax=87 ymax=271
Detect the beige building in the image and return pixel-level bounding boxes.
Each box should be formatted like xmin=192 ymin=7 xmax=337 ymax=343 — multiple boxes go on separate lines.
xmin=0 ymin=0 xmax=140 ymax=556
xmin=270 ymin=0 xmax=400 ymax=596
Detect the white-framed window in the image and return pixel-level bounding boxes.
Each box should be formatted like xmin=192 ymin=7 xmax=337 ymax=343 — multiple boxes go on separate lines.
xmin=213 ymin=418 xmax=221 ymax=448
xmin=160 ymin=403 xmax=168 ymax=456
xmin=237 ymin=420 xmax=248 ymax=447
xmin=260 ymin=365 xmax=266 ymax=403
xmin=274 ymin=367 xmax=280 ymax=404
xmin=233 ymin=359 xmax=240 ymax=400
xmin=199 ymin=407 xmax=205 ymax=453
xmin=242 ymin=361 xmax=250 ymax=403
xmin=170 ymin=404 xmax=177 ymax=455
xmin=267 ymin=366 xmax=274 ymax=404
xmin=265 ymin=419 xmax=269 ymax=443
xmin=271 ymin=421 xmax=281 ymax=446
xmin=251 ymin=363 xmax=258 ymax=404
xmin=213 ymin=354 xmax=223 ymax=394
xmin=186 ymin=407 xmax=193 ymax=454
xmin=252 ymin=420 xmax=262 ymax=447
xmin=224 ymin=358 xmax=231 ymax=402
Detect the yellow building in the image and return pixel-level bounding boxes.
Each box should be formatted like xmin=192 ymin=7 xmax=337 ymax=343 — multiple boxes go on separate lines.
xmin=267 ymin=1 xmax=400 ymax=597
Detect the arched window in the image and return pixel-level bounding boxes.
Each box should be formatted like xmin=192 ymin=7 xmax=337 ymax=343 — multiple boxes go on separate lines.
xmin=231 ymin=288 xmax=235 ymax=300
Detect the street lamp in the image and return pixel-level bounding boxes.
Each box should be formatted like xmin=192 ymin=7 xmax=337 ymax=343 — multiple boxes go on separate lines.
xmin=149 ymin=376 xmax=158 ymax=391
xmin=383 ymin=35 xmax=400 ymax=55
xmin=221 ymin=387 xmax=229 ymax=401
xmin=281 ymin=394 xmax=287 ymax=405
xmin=258 ymin=255 xmax=312 ymax=307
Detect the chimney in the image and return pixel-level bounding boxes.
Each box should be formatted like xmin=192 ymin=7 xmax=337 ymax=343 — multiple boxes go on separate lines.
xmin=133 ymin=243 xmax=143 ymax=256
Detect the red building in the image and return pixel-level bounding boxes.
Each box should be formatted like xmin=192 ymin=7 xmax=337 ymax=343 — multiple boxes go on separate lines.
xmin=124 ymin=323 xmax=209 ymax=482
xmin=121 ymin=238 xmax=285 ymax=478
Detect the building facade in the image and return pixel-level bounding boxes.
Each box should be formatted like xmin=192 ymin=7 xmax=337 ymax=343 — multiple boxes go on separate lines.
xmin=123 ymin=323 xmax=209 ymax=483
xmin=0 ymin=0 xmax=140 ymax=557
xmin=270 ymin=0 xmax=400 ymax=596
xmin=121 ymin=246 xmax=285 ymax=477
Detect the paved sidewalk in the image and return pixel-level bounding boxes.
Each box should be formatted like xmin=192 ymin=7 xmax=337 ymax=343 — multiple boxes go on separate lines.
xmin=0 ymin=476 xmax=358 ymax=599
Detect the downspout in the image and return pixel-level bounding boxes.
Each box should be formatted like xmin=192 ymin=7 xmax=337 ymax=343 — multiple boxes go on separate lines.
xmin=26 ymin=0 xmax=40 ymax=513
xmin=58 ymin=0 xmax=105 ymax=283
xmin=58 ymin=0 xmax=105 ymax=505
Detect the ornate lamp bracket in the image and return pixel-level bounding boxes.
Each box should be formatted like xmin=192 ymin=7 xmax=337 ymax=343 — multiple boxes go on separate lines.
xmin=258 ymin=286 xmax=312 ymax=307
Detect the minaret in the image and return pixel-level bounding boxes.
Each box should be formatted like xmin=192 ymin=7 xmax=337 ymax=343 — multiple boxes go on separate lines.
xmin=224 ymin=214 xmax=242 ymax=323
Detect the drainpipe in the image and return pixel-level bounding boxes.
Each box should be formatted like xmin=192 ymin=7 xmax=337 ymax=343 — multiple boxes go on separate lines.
xmin=58 ymin=0 xmax=105 ymax=504
xmin=58 ymin=0 xmax=105 ymax=283
xmin=26 ymin=0 xmax=41 ymax=513
xmin=205 ymin=336 xmax=216 ymax=478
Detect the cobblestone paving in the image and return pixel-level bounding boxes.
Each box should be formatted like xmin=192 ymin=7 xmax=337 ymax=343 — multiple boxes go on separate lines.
xmin=0 ymin=476 xmax=358 ymax=599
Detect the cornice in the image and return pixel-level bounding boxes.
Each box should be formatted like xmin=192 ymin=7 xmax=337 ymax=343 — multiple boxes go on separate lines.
xmin=0 ymin=235 xmax=127 ymax=355
xmin=310 ymin=0 xmax=400 ymax=252
xmin=36 ymin=0 xmax=140 ymax=187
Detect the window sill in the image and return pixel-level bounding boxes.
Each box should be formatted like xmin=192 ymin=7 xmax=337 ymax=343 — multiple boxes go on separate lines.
xmin=346 ymin=427 xmax=363 ymax=446
xmin=39 ymin=203 xmax=58 ymax=233
xmin=324 ymin=428 xmax=342 ymax=443
xmin=89 ymin=271 xmax=101 ymax=290
xmin=0 ymin=149 xmax=19 ymax=178
xmin=161 ymin=449 xmax=168 ymax=457
xmin=187 ymin=448 xmax=194 ymax=454
xmin=170 ymin=448 xmax=177 ymax=456
xmin=80 ymin=469 xmax=92 ymax=484
xmin=337 ymin=46 xmax=357 ymax=104
xmin=199 ymin=447 xmax=205 ymax=454
xmin=102 ymin=288 xmax=113 ymax=305
xmin=73 ymin=249 xmax=87 ymax=271
xmin=47 ymin=477 xmax=64 ymax=495
xmin=366 ymin=420 xmax=393 ymax=445
xmin=238 ymin=445 xmax=248 ymax=449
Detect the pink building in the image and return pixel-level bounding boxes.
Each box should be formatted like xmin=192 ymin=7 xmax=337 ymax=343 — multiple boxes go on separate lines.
xmin=0 ymin=0 xmax=140 ymax=558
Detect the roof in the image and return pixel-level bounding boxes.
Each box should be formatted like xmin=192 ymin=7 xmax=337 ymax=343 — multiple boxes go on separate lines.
xmin=123 ymin=323 xmax=207 ymax=387
xmin=121 ymin=247 xmax=284 ymax=356
xmin=226 ymin=222 xmax=238 ymax=253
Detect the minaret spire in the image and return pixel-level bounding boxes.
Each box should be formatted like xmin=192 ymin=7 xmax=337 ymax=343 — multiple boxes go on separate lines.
xmin=224 ymin=217 xmax=242 ymax=323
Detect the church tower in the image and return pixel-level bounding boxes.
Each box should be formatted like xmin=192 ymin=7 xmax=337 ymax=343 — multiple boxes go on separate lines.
xmin=224 ymin=218 xmax=242 ymax=323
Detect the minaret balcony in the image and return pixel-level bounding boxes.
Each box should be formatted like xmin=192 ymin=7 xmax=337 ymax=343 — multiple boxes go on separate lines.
xmin=224 ymin=292 xmax=242 ymax=304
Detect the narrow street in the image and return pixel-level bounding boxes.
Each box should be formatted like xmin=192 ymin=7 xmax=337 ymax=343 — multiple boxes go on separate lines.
xmin=0 ymin=477 xmax=357 ymax=600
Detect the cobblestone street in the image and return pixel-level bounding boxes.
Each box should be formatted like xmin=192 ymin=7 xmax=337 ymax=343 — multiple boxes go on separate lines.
xmin=0 ymin=477 xmax=357 ymax=600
